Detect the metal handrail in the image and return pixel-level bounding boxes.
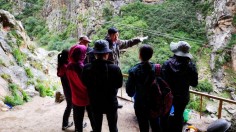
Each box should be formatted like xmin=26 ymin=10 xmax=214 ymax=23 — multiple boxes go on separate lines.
xmin=119 ymin=74 xmax=236 ymax=119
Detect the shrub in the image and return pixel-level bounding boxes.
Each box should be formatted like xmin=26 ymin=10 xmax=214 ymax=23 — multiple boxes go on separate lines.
xmin=4 ymin=83 xmax=24 ymax=106
xmin=12 ymin=49 xmax=26 ymax=66
xmin=24 ymin=67 xmax=34 ymax=78
xmin=186 ymin=94 xmax=207 ymax=112
xmin=35 ymin=84 xmax=54 ymax=97
xmin=195 ymin=79 xmax=213 ymax=93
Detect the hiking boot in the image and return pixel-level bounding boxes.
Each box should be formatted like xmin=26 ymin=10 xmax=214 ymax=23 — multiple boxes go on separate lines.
xmin=62 ymin=122 xmax=73 ymax=130
xmin=118 ymin=104 xmax=123 ymax=109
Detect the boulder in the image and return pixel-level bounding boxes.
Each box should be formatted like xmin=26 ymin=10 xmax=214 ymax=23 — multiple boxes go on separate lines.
xmin=206 ymin=104 xmax=217 ymax=114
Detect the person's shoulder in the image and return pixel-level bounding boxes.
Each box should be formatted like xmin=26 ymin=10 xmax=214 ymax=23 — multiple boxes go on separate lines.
xmin=128 ymin=63 xmax=142 ymax=73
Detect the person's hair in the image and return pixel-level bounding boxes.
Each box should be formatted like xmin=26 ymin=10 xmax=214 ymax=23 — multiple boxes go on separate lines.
xmin=139 ymin=44 xmax=153 ymax=61
xmin=57 ymin=49 xmax=69 ymax=70
xmin=108 ymin=27 xmax=118 ymax=35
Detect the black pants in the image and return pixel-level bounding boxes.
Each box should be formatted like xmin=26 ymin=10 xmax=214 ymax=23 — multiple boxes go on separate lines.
xmin=169 ymin=99 xmax=188 ymax=132
xmin=93 ymin=109 xmax=118 ymax=132
xmin=135 ymin=107 xmax=160 ymax=132
xmin=62 ymin=98 xmax=72 ymax=127
xmin=73 ymin=105 xmax=95 ymax=132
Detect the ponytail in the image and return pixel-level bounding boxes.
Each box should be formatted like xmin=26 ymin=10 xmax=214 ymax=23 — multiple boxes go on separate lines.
xmin=57 ymin=49 xmax=69 ymax=71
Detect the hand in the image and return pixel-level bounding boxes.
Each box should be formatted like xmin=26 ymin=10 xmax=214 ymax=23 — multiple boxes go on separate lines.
xmin=139 ymin=36 xmax=148 ymax=42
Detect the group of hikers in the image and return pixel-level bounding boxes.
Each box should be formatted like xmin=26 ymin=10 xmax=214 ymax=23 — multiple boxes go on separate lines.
xmin=57 ymin=27 xmax=198 ymax=132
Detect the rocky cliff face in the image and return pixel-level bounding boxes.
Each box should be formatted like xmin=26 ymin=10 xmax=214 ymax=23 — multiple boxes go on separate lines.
xmin=206 ymin=0 xmax=236 ymax=89
xmin=42 ymin=0 xmax=134 ymax=38
xmin=0 ymin=10 xmax=59 ymax=100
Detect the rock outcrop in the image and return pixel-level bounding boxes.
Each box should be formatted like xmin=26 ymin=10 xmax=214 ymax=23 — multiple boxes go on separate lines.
xmin=42 ymin=0 xmax=135 ymax=38
xmin=0 ymin=10 xmax=59 ymax=100
xmin=206 ymin=0 xmax=236 ymax=89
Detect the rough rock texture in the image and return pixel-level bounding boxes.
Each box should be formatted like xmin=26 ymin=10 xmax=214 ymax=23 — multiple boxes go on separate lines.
xmin=206 ymin=0 xmax=236 ymax=89
xmin=0 ymin=10 xmax=59 ymax=99
xmin=232 ymin=45 xmax=236 ymax=71
xmin=42 ymin=0 xmax=135 ymax=38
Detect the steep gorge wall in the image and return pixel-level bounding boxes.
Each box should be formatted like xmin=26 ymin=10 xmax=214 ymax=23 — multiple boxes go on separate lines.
xmin=42 ymin=0 xmax=135 ymax=38
xmin=206 ymin=0 xmax=236 ymax=89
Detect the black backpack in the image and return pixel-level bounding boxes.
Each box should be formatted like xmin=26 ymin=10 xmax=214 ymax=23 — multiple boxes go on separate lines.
xmin=147 ymin=64 xmax=173 ymax=118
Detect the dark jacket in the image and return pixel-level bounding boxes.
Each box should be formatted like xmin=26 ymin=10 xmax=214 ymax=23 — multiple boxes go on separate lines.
xmin=106 ymin=37 xmax=141 ymax=66
xmin=161 ymin=55 xmax=198 ymax=101
xmin=84 ymin=47 xmax=95 ymax=64
xmin=126 ymin=62 xmax=155 ymax=109
xmin=82 ymin=59 xmax=123 ymax=112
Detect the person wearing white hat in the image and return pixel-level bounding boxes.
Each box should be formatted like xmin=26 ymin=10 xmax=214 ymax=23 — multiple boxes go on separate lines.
xmin=161 ymin=41 xmax=198 ymax=132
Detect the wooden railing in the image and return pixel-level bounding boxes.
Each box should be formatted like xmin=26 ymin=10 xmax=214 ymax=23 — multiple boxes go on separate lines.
xmin=118 ymin=74 xmax=236 ymax=119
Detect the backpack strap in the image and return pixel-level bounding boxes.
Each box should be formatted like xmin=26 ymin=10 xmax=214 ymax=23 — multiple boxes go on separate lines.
xmin=155 ymin=64 xmax=161 ymax=76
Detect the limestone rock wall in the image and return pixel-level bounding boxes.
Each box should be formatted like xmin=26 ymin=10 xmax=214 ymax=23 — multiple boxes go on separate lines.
xmin=0 ymin=10 xmax=59 ymax=99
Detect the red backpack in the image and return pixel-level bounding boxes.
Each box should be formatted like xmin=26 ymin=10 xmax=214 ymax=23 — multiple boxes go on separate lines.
xmin=147 ymin=64 xmax=173 ymax=118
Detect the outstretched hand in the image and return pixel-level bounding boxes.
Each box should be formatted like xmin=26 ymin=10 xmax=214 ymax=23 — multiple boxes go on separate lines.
xmin=139 ymin=36 xmax=148 ymax=42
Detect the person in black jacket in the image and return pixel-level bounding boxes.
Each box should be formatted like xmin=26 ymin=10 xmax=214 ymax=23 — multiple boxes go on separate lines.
xmin=161 ymin=41 xmax=198 ymax=132
xmin=126 ymin=45 xmax=160 ymax=132
xmin=82 ymin=40 xmax=123 ymax=132
xmin=57 ymin=49 xmax=73 ymax=130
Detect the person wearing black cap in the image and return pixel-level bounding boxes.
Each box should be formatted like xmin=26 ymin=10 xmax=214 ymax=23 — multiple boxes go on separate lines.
xmin=106 ymin=27 xmax=148 ymax=108
xmin=106 ymin=27 xmax=148 ymax=66
xmin=161 ymin=41 xmax=198 ymax=132
xmin=82 ymin=40 xmax=123 ymax=132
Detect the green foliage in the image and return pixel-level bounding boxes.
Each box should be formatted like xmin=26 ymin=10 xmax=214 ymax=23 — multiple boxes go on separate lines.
xmin=24 ymin=67 xmax=34 ymax=78
xmin=35 ymin=84 xmax=54 ymax=97
xmin=103 ymin=6 xmax=114 ymax=21
xmin=0 ymin=0 xmax=13 ymax=11
xmin=227 ymin=34 xmax=236 ymax=48
xmin=1 ymin=73 xmax=12 ymax=83
xmin=4 ymin=83 xmax=24 ymax=106
xmin=186 ymin=94 xmax=207 ymax=112
xmin=233 ymin=15 xmax=236 ymax=26
xmin=195 ymin=79 xmax=213 ymax=93
xmin=27 ymin=79 xmax=35 ymax=86
xmin=12 ymin=49 xmax=26 ymax=66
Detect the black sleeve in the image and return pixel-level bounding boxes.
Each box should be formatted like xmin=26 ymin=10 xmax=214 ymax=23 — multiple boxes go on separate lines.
xmin=188 ymin=61 xmax=198 ymax=87
xmin=126 ymin=69 xmax=136 ymax=97
xmin=113 ymin=65 xmax=123 ymax=89
xmin=81 ymin=64 xmax=90 ymax=87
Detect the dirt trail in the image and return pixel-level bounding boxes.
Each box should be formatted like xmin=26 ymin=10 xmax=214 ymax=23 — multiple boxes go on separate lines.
xmin=0 ymin=96 xmax=139 ymax=132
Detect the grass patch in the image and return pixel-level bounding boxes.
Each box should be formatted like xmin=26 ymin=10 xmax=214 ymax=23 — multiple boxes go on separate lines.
xmin=195 ymin=79 xmax=213 ymax=93
xmin=4 ymin=83 xmax=24 ymax=106
xmin=186 ymin=94 xmax=207 ymax=112
xmin=12 ymin=49 xmax=26 ymax=66
xmin=35 ymin=83 xmax=54 ymax=97
xmin=24 ymin=67 xmax=34 ymax=78
xmin=1 ymin=73 xmax=12 ymax=83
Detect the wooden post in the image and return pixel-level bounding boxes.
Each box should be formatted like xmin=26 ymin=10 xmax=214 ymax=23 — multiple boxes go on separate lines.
xmin=200 ymin=95 xmax=202 ymax=119
xmin=218 ymin=100 xmax=223 ymax=119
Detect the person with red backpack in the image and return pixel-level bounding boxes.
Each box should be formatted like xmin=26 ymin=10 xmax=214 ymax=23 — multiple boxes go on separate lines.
xmin=126 ymin=44 xmax=162 ymax=132
xmin=161 ymin=41 xmax=198 ymax=132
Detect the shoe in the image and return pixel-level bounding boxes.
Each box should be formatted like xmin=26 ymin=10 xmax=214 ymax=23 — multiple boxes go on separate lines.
xmin=118 ymin=104 xmax=123 ymax=109
xmin=62 ymin=122 xmax=73 ymax=130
